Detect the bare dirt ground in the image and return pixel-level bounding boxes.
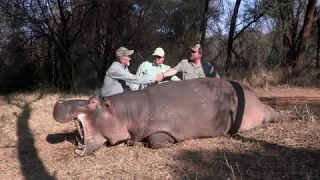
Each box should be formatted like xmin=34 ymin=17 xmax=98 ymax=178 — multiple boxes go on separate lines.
xmin=0 ymin=87 xmax=319 ymax=180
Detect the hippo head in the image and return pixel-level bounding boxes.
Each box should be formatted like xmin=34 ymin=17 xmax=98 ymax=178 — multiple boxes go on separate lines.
xmin=53 ymin=97 xmax=130 ymax=156
xmin=53 ymin=100 xmax=89 ymax=123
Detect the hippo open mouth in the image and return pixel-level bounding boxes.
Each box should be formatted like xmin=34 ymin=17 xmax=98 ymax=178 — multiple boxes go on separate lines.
xmin=72 ymin=113 xmax=108 ymax=156
xmin=74 ymin=117 xmax=84 ymax=144
xmin=74 ymin=114 xmax=86 ymax=156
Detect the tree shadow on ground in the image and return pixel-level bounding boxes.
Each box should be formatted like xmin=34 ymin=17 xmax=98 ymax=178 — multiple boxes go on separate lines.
xmin=171 ymin=135 xmax=320 ymax=180
xmin=7 ymin=95 xmax=56 ymax=180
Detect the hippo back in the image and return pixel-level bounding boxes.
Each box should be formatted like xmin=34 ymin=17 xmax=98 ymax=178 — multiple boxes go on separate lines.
xmin=141 ymin=78 xmax=239 ymax=142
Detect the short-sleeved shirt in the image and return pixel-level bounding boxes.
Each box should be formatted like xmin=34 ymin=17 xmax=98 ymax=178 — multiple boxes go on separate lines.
xmin=134 ymin=61 xmax=180 ymax=90
xmin=173 ymin=59 xmax=218 ymax=80
xmin=100 ymin=61 xmax=155 ymax=97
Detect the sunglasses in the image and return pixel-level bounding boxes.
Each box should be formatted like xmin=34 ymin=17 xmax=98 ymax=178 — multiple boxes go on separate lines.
xmin=192 ymin=51 xmax=197 ymax=53
xmin=155 ymin=56 xmax=163 ymax=59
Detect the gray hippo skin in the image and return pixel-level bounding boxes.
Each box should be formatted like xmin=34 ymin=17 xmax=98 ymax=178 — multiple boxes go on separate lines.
xmin=53 ymin=78 xmax=279 ymax=156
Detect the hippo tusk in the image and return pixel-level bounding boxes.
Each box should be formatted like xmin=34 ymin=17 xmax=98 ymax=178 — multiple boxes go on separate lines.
xmin=75 ymin=146 xmax=86 ymax=157
xmin=74 ymin=115 xmax=85 ymax=140
xmin=74 ymin=118 xmax=84 ymax=139
xmin=74 ymin=114 xmax=87 ymax=156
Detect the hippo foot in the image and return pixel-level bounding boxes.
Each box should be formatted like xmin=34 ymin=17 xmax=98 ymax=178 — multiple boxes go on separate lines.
xmin=147 ymin=132 xmax=175 ymax=149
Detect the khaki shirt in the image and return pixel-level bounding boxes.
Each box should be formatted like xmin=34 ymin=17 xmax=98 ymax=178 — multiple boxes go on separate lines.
xmin=173 ymin=59 xmax=219 ymax=80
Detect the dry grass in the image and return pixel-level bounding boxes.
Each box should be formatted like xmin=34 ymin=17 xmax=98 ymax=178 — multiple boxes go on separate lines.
xmin=228 ymin=66 xmax=320 ymax=90
xmin=0 ymin=88 xmax=320 ymax=180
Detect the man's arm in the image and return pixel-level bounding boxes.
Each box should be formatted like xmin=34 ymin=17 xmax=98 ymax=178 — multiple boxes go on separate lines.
xmin=127 ymin=82 xmax=140 ymax=91
xmin=155 ymin=68 xmax=178 ymax=82
xmin=128 ymin=62 xmax=146 ymax=90
xmin=209 ymin=66 xmax=220 ymax=79
xmin=164 ymin=65 xmax=180 ymax=81
xmin=162 ymin=68 xmax=178 ymax=78
xmin=204 ymin=61 xmax=220 ymax=79
xmin=108 ymin=64 xmax=155 ymax=85
xmin=156 ymin=60 xmax=185 ymax=82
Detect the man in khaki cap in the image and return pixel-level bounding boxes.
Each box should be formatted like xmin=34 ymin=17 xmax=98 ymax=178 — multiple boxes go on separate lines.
xmin=100 ymin=47 xmax=161 ymax=97
xmin=132 ymin=47 xmax=180 ymax=90
xmin=156 ymin=43 xmax=220 ymax=82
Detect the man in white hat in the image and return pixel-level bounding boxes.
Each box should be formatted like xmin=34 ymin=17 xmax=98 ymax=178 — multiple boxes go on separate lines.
xmin=156 ymin=44 xmax=220 ymax=82
xmin=100 ymin=47 xmax=161 ymax=97
xmin=133 ymin=47 xmax=180 ymax=90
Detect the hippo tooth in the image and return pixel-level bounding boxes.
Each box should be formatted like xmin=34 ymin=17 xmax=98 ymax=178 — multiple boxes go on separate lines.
xmin=75 ymin=114 xmax=87 ymax=141
xmin=74 ymin=114 xmax=87 ymax=157
xmin=76 ymin=114 xmax=94 ymax=144
xmin=74 ymin=149 xmax=85 ymax=157
xmin=76 ymin=143 xmax=85 ymax=150
xmin=75 ymin=135 xmax=84 ymax=146
xmin=74 ymin=118 xmax=84 ymax=139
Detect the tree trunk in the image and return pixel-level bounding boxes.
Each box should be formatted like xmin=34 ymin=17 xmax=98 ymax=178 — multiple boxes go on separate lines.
xmin=317 ymin=13 xmax=320 ymax=68
xmin=292 ymin=0 xmax=317 ymax=75
xmin=225 ymin=0 xmax=241 ymax=75
xmin=200 ymin=0 xmax=209 ymax=45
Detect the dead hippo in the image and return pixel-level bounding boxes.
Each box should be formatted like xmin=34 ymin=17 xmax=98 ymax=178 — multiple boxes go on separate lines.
xmin=53 ymin=78 xmax=279 ymax=156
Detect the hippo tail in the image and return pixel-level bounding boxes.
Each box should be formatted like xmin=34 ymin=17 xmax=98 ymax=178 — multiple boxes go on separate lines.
xmin=263 ymin=104 xmax=280 ymax=123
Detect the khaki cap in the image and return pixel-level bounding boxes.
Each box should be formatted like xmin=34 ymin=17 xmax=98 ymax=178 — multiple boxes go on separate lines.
xmin=191 ymin=44 xmax=201 ymax=52
xmin=152 ymin=47 xmax=165 ymax=57
xmin=116 ymin=47 xmax=134 ymax=57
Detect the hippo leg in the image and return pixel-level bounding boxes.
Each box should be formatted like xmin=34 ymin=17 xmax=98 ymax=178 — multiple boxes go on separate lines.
xmin=147 ymin=133 xmax=175 ymax=149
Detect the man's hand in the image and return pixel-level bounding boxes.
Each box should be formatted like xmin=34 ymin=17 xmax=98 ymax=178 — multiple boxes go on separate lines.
xmin=155 ymin=73 xmax=164 ymax=82
xmin=155 ymin=68 xmax=177 ymax=82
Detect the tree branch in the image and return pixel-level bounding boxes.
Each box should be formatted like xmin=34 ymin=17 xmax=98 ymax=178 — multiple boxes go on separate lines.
xmin=313 ymin=10 xmax=320 ymax=22
xmin=233 ymin=13 xmax=264 ymax=41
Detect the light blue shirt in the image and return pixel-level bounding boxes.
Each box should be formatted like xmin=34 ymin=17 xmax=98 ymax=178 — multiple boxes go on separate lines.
xmin=100 ymin=61 xmax=155 ymax=96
